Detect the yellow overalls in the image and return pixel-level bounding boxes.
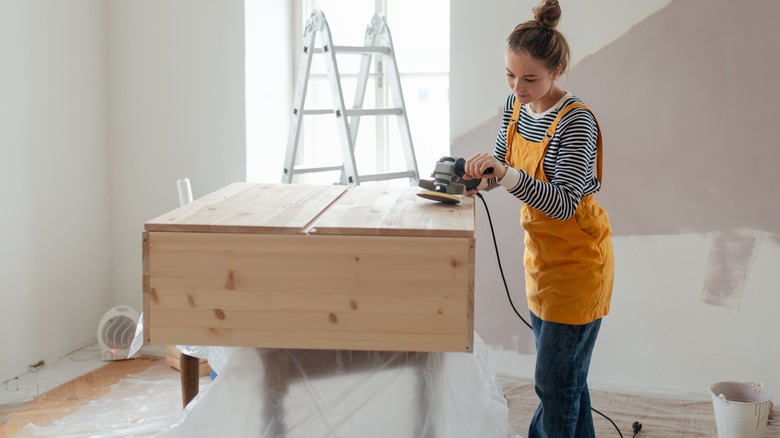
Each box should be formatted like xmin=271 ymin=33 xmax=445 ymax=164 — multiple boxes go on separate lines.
xmin=505 ymin=101 xmax=614 ymax=325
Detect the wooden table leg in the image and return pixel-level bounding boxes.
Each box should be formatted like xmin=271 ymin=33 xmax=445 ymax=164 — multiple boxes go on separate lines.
xmin=261 ymin=349 xmax=290 ymax=437
xmin=415 ymin=352 xmax=436 ymax=438
xmin=180 ymin=353 xmax=200 ymax=408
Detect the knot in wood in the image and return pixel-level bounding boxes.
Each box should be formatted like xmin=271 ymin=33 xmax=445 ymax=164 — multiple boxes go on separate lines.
xmin=208 ymin=328 xmax=224 ymax=337
xmin=225 ymin=270 xmax=236 ymax=290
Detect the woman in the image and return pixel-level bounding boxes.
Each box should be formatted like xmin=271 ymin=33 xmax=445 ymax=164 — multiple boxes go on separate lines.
xmin=463 ymin=1 xmax=614 ymax=436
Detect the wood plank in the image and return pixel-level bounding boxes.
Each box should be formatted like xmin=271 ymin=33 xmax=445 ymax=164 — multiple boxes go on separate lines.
xmin=309 ymin=186 xmax=475 ymax=237
xmin=147 ymin=233 xmax=472 ymax=292
xmin=144 ymin=182 xmax=255 ymax=230
xmin=164 ymin=346 xmax=211 ymax=376
xmin=146 ymin=232 xmax=474 ymax=352
xmin=144 ymin=183 xmax=348 ymax=234
xmin=145 ymin=288 xmax=467 ymax=315
xmin=148 ymin=327 xmax=470 ymax=353
xmin=150 ymin=310 xmax=466 ymax=335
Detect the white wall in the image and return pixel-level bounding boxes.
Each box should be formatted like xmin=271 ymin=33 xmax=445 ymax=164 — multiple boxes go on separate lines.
xmin=106 ymin=0 xmax=246 ymax=309
xmin=449 ymin=0 xmax=670 ymax=139
xmin=0 ymin=0 xmax=246 ymax=383
xmin=451 ymin=0 xmax=780 ymax=399
xmin=0 ymin=0 xmax=110 ymax=382
xmin=4 ymin=0 xmax=776 ymax=403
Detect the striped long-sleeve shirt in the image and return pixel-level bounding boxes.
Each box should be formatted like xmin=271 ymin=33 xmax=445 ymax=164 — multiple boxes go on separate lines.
xmin=488 ymin=92 xmax=601 ymax=220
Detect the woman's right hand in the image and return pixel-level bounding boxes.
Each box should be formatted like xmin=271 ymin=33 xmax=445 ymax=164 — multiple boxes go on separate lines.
xmin=464 ymin=153 xmax=505 ymax=181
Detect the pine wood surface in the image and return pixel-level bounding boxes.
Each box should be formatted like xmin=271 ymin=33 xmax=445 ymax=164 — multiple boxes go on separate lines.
xmin=142 ymin=182 xmax=476 ymax=353
xmin=144 ymin=183 xmax=348 ymax=234
xmin=309 ymin=185 xmax=474 ymax=237
xmin=164 ymin=346 xmax=211 ymax=377
xmin=144 ymin=183 xmax=474 ymax=237
xmin=145 ymin=232 xmax=474 ymax=352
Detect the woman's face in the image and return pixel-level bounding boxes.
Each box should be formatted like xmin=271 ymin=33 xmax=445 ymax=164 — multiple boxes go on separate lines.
xmin=505 ymin=50 xmax=558 ymax=107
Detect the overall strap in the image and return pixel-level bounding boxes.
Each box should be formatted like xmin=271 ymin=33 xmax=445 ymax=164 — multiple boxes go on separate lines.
xmin=544 ymin=102 xmax=604 ymax=183
xmin=504 ymin=99 xmax=524 ymax=162
xmin=510 ymin=98 xmax=522 ymax=123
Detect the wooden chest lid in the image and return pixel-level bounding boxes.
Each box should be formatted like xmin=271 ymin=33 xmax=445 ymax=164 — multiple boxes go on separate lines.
xmin=144 ymin=183 xmax=474 ymax=238
xmin=309 ymin=185 xmax=474 ymax=238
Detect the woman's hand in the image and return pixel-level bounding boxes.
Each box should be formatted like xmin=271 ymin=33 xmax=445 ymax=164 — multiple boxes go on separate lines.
xmin=464 ymin=153 xmax=506 ymax=181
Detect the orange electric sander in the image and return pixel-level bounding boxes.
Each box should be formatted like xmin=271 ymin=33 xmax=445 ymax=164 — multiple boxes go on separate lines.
xmin=417 ymin=156 xmax=492 ymax=203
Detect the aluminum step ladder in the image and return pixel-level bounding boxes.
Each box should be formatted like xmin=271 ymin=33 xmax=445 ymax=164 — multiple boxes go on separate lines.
xmin=282 ymin=9 xmax=419 ymax=186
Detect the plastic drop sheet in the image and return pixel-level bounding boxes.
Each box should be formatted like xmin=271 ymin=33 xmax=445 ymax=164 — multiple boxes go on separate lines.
xmin=156 ymin=334 xmax=508 ymax=438
xmin=14 ymin=362 xmax=208 ymax=438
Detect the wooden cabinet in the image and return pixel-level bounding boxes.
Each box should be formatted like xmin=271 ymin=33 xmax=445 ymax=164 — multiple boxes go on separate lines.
xmin=142 ymin=183 xmax=475 ymax=353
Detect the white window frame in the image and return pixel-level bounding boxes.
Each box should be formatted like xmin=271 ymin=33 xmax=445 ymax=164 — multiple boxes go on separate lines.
xmin=289 ymin=0 xmax=449 ymax=185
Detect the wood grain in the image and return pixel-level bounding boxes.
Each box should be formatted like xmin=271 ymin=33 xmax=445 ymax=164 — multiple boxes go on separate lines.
xmin=146 ymin=232 xmax=474 ymax=352
xmin=144 ymin=183 xmax=348 ymax=234
xmin=309 ymin=185 xmax=474 ymax=237
xmin=143 ymin=183 xmax=476 ymax=353
xmin=163 ymin=346 xmax=211 ymax=377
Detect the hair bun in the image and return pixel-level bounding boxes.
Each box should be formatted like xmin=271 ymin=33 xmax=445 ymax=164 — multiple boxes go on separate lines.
xmin=533 ymin=0 xmax=561 ymax=29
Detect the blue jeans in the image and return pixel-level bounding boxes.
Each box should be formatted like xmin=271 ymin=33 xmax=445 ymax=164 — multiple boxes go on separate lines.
xmin=528 ymin=311 xmax=602 ymax=438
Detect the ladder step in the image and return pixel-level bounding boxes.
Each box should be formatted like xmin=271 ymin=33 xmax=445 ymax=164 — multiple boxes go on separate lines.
xmin=358 ymin=171 xmax=417 ymax=182
xmin=299 ymin=108 xmax=404 ymax=117
xmin=287 ymin=165 xmax=344 ymax=175
xmin=313 ymin=45 xmax=391 ymax=55
xmin=284 ymin=10 xmax=419 ymax=187
xmin=345 ymin=108 xmax=403 ymax=116
xmin=301 ymin=109 xmax=335 ymax=115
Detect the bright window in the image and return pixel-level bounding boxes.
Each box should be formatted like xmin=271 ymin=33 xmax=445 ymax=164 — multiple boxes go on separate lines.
xmin=290 ymin=0 xmax=450 ymax=186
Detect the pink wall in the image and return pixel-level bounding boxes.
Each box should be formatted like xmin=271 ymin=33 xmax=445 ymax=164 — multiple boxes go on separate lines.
xmin=455 ymin=0 xmax=780 ymax=353
xmin=569 ymin=0 xmax=779 ymax=310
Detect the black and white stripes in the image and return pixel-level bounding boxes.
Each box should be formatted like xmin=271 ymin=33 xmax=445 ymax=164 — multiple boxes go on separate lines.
xmin=493 ymin=93 xmax=600 ymax=220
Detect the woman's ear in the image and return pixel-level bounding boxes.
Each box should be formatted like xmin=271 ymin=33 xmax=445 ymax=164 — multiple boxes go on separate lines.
xmin=552 ymin=65 xmax=563 ymax=80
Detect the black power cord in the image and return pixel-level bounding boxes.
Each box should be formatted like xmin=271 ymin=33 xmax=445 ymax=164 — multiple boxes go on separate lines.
xmin=632 ymin=421 xmax=643 ymax=437
xmin=475 ymin=192 xmax=642 ymax=438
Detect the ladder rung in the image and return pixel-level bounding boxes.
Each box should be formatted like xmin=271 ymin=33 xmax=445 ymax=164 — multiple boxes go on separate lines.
xmin=313 ymin=46 xmax=391 ymax=55
xmin=358 ymin=171 xmax=417 ymax=182
xmin=345 ymin=108 xmax=403 ymax=117
xmin=284 ymin=11 xmax=419 ymax=186
xmin=289 ymin=165 xmax=344 ymax=174
xmin=301 ymin=109 xmax=335 ymax=115
xmin=300 ymin=108 xmax=403 ymax=117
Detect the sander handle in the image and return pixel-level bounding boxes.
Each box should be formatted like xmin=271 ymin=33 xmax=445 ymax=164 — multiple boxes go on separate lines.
xmin=453 ymin=157 xmax=492 ymax=178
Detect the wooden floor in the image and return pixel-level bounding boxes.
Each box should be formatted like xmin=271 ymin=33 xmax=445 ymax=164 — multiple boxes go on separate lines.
xmin=0 ymin=356 xmax=162 ymax=438
xmin=2 ymin=355 xmax=778 ymax=437
xmin=503 ymin=379 xmax=778 ymax=437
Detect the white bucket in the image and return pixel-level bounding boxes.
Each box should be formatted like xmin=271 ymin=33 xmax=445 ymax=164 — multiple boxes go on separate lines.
xmin=710 ymin=381 xmax=772 ymax=438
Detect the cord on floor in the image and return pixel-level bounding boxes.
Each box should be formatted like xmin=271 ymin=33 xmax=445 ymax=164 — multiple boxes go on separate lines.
xmin=476 ymin=192 xmax=645 ymax=438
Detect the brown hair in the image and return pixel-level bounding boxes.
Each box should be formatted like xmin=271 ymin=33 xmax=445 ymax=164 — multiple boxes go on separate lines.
xmin=506 ymin=0 xmax=570 ymax=75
